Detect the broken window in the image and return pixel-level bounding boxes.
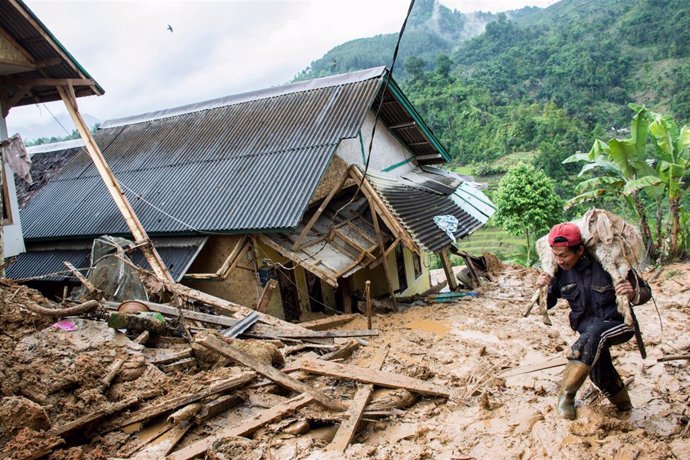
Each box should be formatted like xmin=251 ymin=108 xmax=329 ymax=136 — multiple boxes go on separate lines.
xmin=413 ymin=252 xmax=422 ymax=279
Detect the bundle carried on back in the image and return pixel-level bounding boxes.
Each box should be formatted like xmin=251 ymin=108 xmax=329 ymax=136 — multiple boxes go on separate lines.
xmin=534 ymin=208 xmax=645 ymax=326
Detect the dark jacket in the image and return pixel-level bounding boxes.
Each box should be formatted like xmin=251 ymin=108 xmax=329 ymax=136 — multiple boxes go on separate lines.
xmin=546 ymin=252 xmax=651 ymax=332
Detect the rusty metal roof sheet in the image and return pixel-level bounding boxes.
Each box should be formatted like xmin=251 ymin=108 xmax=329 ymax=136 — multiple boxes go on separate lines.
xmin=365 ymin=167 xmax=495 ymax=252
xmin=6 ymin=236 xmax=207 ymax=282
xmin=20 ymin=67 xmax=450 ymax=242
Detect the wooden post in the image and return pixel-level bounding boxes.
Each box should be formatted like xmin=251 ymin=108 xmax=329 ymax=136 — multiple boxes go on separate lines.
xmin=328 ymin=346 xmax=388 ymax=452
xmin=365 ymin=280 xmax=372 ymax=330
xmin=369 ymin=201 xmax=398 ymax=309
xmin=438 ymin=249 xmax=458 ymax=292
xmin=256 ymin=279 xmax=278 ymax=313
xmin=292 ymin=167 xmax=352 ymax=251
xmin=56 ymin=84 xmax=174 ymax=283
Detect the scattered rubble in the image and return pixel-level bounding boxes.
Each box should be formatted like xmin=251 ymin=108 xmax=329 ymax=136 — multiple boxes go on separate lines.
xmin=0 ymin=259 xmax=688 ymax=459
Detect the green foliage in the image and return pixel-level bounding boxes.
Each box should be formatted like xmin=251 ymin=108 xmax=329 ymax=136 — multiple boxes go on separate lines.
xmin=493 ymin=163 xmax=563 ymax=263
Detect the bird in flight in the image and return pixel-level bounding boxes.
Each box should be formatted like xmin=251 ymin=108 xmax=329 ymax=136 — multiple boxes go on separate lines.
xmin=167 ymin=24 xmax=173 ymax=32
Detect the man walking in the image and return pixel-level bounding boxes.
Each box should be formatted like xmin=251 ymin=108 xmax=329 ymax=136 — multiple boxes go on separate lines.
xmin=536 ymin=222 xmax=651 ymax=419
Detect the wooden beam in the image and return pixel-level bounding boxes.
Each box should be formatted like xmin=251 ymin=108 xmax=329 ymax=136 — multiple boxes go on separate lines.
xmin=438 ymin=249 xmax=458 ymax=292
xmin=182 ymin=237 xmax=248 ymax=281
xmin=244 ymin=324 xmax=378 ymax=339
xmin=499 ymin=357 xmax=568 ymax=378
xmin=166 ymin=394 xmax=313 ymax=460
xmin=365 ymin=280 xmax=372 ymax=330
xmin=51 ymin=397 xmax=139 ymax=438
xmin=328 ymin=346 xmax=388 ymax=452
xmin=1 ymin=84 xmax=30 ymax=117
xmin=299 ymin=358 xmax=456 ymax=399
xmin=1 ymin=77 xmax=96 ymax=88
xmin=195 ymin=334 xmax=347 ymax=412
xmin=57 ymin=85 xmax=174 ymax=283
xmin=131 ymin=420 xmax=192 ymax=459
xmin=256 ymin=279 xmax=278 ymax=314
xmin=350 ymin=167 xmax=417 ymax=251
xmin=104 ymin=301 xmax=236 ymax=327
xmin=369 ymin=201 xmax=398 ymax=309
xmin=292 ymin=167 xmax=352 ymax=251
xmin=298 ymin=313 xmax=359 ymax=331
xmin=103 ymin=373 xmax=255 ymax=431
xmin=63 ymin=261 xmax=102 ymax=297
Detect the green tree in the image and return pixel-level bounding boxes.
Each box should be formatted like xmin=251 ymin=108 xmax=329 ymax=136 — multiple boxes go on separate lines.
xmin=493 ymin=163 xmax=563 ymax=264
xmin=563 ymin=105 xmax=662 ymax=257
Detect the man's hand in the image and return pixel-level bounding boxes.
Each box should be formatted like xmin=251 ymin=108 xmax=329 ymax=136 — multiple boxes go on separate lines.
xmin=536 ymin=273 xmax=552 ymax=288
xmin=615 ymin=278 xmax=635 ymax=301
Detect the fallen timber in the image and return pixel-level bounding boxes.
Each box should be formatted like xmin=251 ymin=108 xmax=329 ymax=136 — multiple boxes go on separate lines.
xmin=195 ymin=334 xmax=347 ymax=412
xmin=299 ymin=357 xmax=457 ymax=399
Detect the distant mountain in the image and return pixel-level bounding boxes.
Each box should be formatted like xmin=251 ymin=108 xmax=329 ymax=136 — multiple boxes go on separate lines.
xmin=293 ymin=0 xmax=690 ymax=198
xmin=295 ymin=0 xmax=500 ymax=81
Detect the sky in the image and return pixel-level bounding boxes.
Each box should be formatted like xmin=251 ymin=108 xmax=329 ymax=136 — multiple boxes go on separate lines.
xmin=6 ymin=0 xmax=559 ymax=141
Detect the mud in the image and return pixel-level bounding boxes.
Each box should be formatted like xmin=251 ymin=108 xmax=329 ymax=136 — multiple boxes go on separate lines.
xmin=0 ymin=261 xmax=688 ymax=458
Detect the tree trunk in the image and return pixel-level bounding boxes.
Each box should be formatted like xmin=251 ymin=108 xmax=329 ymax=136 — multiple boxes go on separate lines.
xmin=670 ymin=196 xmax=681 ymax=260
xmin=525 ymin=228 xmax=531 ymax=265
xmin=655 ymin=199 xmax=664 ymax=259
xmin=632 ymin=193 xmax=655 ymax=259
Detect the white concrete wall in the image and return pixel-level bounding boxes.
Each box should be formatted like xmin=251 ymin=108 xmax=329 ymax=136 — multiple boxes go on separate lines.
xmin=1 ymin=108 xmax=26 ymax=258
xmin=335 ymin=111 xmax=416 ymax=175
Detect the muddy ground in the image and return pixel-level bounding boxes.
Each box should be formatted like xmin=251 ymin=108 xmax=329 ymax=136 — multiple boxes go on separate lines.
xmin=0 ymin=261 xmax=688 ymax=459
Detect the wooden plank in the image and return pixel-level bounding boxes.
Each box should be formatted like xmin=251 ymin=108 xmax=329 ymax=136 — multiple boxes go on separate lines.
xmin=320 ymin=340 xmax=360 ymax=361
xmin=118 ymin=420 xmax=174 ymax=458
xmin=148 ymin=349 xmax=193 ymax=366
xmin=132 ymin=420 xmax=193 ymax=459
xmin=104 ymin=373 xmax=255 ymax=431
xmin=63 ymin=261 xmax=101 ymax=295
xmin=104 ymin=300 xmax=236 ymax=327
xmin=299 ymin=358 xmax=455 ymax=399
xmin=166 ymin=394 xmax=312 ymax=460
xmin=244 ymin=324 xmax=378 ymax=339
xmin=292 ymin=167 xmax=352 ymax=251
xmin=255 ymin=279 xmax=278 ymax=314
xmin=193 ymin=395 xmax=245 ymax=425
xmin=298 ymin=314 xmax=359 ymax=331
xmin=499 ymin=357 xmax=568 ymax=378
xmin=438 ymin=249 xmax=458 ymax=292
xmin=195 ymin=334 xmax=347 ymax=412
xmin=159 ymin=357 xmax=197 ymax=373
xmin=51 ymin=397 xmax=139 ymax=437
xmin=365 ymin=280 xmax=372 ymax=330
xmin=328 ymin=347 xmax=389 ymax=452
xmin=369 ymin=201 xmax=398 ymax=309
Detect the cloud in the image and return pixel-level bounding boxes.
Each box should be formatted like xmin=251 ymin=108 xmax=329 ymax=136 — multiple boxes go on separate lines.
xmin=6 ymin=0 xmax=559 ymax=140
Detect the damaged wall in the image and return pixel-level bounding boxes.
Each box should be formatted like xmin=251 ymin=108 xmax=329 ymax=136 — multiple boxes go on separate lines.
xmin=351 ymin=246 xmax=431 ymax=299
xmin=336 ymin=112 xmax=416 ymax=176
xmin=183 ymin=236 xmax=259 ymax=311
xmin=1 ymin=108 xmax=25 ymax=258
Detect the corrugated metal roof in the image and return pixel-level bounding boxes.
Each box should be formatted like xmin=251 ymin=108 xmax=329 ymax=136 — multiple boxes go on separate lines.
xmin=0 ymin=0 xmax=103 ymax=105
xmin=366 ymin=168 xmax=496 ymax=252
xmin=6 ymin=237 xmax=207 ymax=282
xmin=21 ymin=70 xmax=385 ymax=240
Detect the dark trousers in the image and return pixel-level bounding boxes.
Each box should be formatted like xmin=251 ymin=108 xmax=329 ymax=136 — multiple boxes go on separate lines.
xmin=570 ymin=320 xmax=635 ymax=396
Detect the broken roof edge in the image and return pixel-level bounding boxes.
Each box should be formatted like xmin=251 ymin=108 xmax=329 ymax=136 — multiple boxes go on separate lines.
xmin=101 ymin=66 xmax=388 ymax=130
xmin=14 ymin=0 xmax=104 ymax=96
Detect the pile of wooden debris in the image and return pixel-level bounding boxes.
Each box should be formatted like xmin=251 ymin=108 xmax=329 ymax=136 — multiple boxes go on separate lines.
xmin=0 ymin=272 xmax=457 ymax=459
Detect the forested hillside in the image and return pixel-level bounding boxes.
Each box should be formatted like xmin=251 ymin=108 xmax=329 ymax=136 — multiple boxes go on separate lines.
xmin=297 ymin=0 xmax=690 ymax=199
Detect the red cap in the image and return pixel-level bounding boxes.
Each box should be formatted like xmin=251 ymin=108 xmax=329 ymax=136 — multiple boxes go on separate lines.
xmin=548 ymin=223 xmax=581 ymax=247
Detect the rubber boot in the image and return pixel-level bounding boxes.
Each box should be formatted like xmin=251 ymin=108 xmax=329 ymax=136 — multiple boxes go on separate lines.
xmin=557 ymin=360 xmax=591 ymax=420
xmin=607 ymin=386 xmax=632 ymax=411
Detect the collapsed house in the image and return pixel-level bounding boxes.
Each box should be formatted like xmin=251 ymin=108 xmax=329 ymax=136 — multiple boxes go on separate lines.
xmin=9 ymin=67 xmax=495 ymax=320
xmin=0 ymin=0 xmax=104 ymax=261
